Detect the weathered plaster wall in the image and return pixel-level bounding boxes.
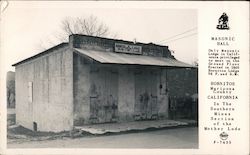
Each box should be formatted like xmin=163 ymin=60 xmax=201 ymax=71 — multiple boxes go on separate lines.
xmin=118 ymin=66 xmax=169 ymax=121
xmin=69 ymin=34 xmax=173 ymax=58
xmin=73 ymin=61 xmax=170 ymax=124
xmin=88 ymin=64 xmax=119 ymax=123
xmin=16 ymin=63 xmax=34 ymax=130
xmin=73 ymin=53 xmax=90 ymax=125
xmin=118 ymin=66 xmax=135 ymax=122
xmin=157 ymin=68 xmax=169 ymax=119
xmin=15 ymin=47 xmax=73 ymax=132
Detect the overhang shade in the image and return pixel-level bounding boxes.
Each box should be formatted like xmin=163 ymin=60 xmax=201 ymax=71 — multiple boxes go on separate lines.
xmin=74 ymin=48 xmax=195 ymax=68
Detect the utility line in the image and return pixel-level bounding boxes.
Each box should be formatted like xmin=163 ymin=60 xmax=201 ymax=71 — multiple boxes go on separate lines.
xmin=157 ymin=27 xmax=197 ymax=43
xmin=161 ymin=32 xmax=197 ymax=44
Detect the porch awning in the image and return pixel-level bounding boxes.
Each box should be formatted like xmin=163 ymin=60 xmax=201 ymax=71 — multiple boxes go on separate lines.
xmin=74 ymin=48 xmax=195 ymax=68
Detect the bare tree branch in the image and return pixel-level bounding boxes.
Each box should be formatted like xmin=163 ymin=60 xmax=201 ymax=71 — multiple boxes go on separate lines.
xmin=37 ymin=15 xmax=116 ymax=50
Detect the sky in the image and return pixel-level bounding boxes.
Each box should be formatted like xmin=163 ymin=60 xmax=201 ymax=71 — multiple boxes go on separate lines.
xmin=1 ymin=1 xmax=197 ymax=73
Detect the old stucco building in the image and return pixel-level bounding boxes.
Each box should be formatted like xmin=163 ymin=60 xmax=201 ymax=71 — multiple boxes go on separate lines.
xmin=13 ymin=34 xmax=198 ymax=132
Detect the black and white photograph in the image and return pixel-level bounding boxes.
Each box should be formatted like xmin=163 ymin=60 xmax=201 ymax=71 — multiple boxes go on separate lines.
xmin=3 ymin=1 xmax=199 ymax=149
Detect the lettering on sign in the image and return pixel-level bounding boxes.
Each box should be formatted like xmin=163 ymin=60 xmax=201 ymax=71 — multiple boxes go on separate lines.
xmin=115 ymin=43 xmax=142 ymax=54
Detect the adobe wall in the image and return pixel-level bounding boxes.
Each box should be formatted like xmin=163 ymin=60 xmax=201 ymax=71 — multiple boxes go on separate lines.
xmin=157 ymin=68 xmax=169 ymax=119
xmin=73 ymin=53 xmax=91 ymax=125
xmin=117 ymin=66 xmax=136 ymax=122
xmin=15 ymin=47 xmax=74 ymax=132
xmin=69 ymin=34 xmax=174 ymax=58
xmin=118 ymin=66 xmax=169 ymax=121
xmin=73 ymin=59 xmax=169 ymax=124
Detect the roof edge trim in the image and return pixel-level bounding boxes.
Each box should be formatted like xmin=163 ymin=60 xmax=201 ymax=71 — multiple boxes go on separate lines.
xmin=12 ymin=43 xmax=68 ymax=67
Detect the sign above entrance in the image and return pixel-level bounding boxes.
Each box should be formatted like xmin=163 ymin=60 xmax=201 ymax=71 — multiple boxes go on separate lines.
xmin=115 ymin=43 xmax=142 ymax=54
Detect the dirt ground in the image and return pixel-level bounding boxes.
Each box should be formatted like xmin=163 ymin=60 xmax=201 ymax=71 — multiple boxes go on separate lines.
xmin=8 ymin=127 xmax=198 ymax=148
xmin=7 ymin=108 xmax=198 ymax=148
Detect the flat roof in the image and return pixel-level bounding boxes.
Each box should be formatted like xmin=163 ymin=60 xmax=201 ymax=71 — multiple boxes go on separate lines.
xmin=74 ymin=48 xmax=195 ymax=68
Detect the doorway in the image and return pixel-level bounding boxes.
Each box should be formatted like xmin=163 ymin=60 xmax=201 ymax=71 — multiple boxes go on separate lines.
xmin=134 ymin=69 xmax=158 ymax=120
xmin=89 ymin=66 xmax=118 ymax=123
